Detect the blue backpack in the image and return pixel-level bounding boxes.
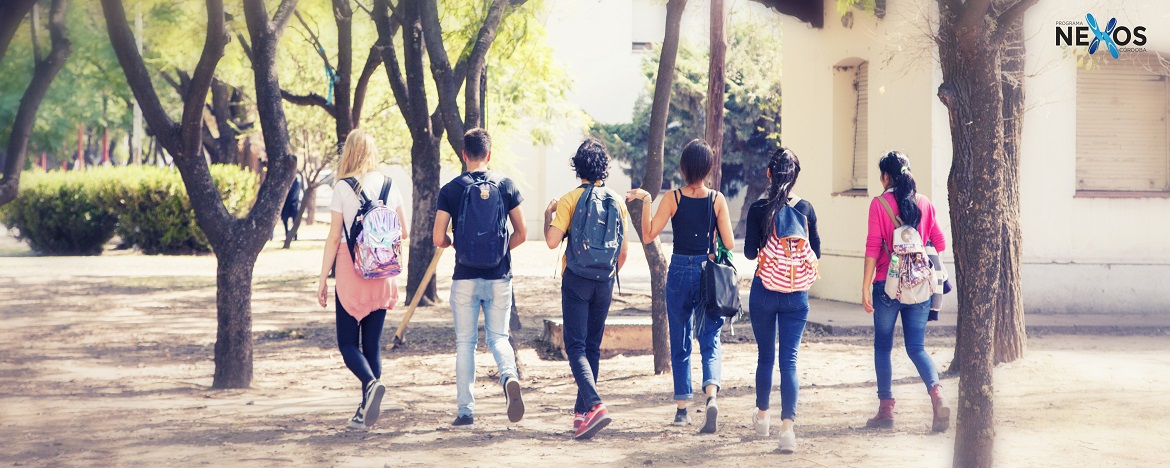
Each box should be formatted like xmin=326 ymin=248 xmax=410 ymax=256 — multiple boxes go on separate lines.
xmin=453 ymin=172 xmax=509 ymax=269
xmin=566 ymin=183 xmax=624 ymax=280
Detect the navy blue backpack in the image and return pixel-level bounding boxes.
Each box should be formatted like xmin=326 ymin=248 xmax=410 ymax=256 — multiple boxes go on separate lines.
xmin=566 ymin=184 xmax=624 ymax=280
xmin=453 ymin=172 xmax=509 ymax=269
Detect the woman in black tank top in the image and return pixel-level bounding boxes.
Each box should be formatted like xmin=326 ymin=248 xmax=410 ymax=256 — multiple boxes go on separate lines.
xmin=626 ymin=139 xmax=735 ymax=433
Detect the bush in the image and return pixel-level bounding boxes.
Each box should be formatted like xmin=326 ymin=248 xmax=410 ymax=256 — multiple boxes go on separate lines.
xmin=0 ymin=170 xmax=118 ymax=255
xmin=97 ymin=165 xmax=258 ymax=254
xmin=1 ymin=165 xmax=258 ymax=256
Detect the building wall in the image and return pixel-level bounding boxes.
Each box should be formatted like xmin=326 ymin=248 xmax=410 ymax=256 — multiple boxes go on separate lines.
xmin=782 ymin=0 xmax=1170 ymax=313
xmin=779 ymin=0 xmax=942 ymax=305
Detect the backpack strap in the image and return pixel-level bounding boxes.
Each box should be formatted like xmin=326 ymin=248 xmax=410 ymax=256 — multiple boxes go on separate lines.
xmin=341 ymin=177 xmax=371 ymax=259
xmin=377 ymin=175 xmax=392 ymax=205
xmin=706 ymin=191 xmax=716 ymax=257
xmin=875 ymin=194 xmax=902 ymax=256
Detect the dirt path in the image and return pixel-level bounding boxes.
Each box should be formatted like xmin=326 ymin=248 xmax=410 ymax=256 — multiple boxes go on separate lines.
xmin=2 ymin=234 xmax=1168 ymax=467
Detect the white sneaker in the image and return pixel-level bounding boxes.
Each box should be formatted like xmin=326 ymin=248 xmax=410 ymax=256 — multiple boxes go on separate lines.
xmin=778 ymin=428 xmax=797 ymax=454
xmin=753 ymin=411 xmax=770 ymax=437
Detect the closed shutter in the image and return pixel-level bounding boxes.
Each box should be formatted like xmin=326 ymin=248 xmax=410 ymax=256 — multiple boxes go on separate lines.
xmin=1076 ymin=61 xmax=1170 ymax=192
xmin=852 ymin=62 xmax=870 ymax=190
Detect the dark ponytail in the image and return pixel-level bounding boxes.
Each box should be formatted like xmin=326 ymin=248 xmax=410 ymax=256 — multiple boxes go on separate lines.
xmin=878 ymin=151 xmax=921 ymax=228
xmin=763 ymin=147 xmax=801 ymax=240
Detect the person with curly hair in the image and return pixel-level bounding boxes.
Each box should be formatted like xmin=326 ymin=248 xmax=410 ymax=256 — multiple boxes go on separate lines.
xmin=544 ymin=139 xmax=630 ymax=440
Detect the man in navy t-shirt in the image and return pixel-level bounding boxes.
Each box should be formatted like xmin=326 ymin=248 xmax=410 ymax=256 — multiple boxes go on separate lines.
xmin=432 ymin=128 xmax=527 ymax=430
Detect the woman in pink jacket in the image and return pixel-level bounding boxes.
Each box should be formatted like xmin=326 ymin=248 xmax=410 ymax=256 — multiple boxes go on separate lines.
xmin=317 ymin=129 xmax=406 ymax=431
xmin=860 ymin=151 xmax=950 ymax=432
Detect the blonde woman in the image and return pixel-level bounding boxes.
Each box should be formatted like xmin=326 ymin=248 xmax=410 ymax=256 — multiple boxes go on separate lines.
xmin=317 ymin=129 xmax=407 ymax=430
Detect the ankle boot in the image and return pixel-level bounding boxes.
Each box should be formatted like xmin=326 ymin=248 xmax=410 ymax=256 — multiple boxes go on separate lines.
xmin=929 ymin=384 xmax=951 ymax=433
xmin=865 ymin=398 xmax=895 ymax=428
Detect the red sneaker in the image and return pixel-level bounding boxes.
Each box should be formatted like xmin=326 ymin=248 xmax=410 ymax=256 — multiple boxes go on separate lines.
xmin=572 ymin=412 xmax=585 ymax=430
xmin=574 ymin=404 xmax=612 ymax=440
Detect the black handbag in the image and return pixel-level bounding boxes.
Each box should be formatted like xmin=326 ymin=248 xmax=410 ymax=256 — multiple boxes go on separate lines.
xmin=699 ymin=192 xmax=742 ymax=319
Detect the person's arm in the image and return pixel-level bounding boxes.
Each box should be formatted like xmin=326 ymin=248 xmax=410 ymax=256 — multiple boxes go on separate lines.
xmin=617 ymin=233 xmax=629 ymax=272
xmin=862 ymin=256 xmax=877 ymax=314
xmin=507 ymin=206 xmax=527 ymax=250
xmin=925 ymin=198 xmax=946 ymax=252
xmin=744 ymin=202 xmax=763 ymax=260
xmin=397 ymin=205 xmax=409 ymax=240
xmin=804 ymin=202 xmax=821 ymax=258
xmin=714 ymin=192 xmax=735 ymax=250
xmin=433 ymin=210 xmax=452 ymax=248
xmin=626 ymin=188 xmax=673 ymax=244
xmin=862 ymin=198 xmax=884 ymax=313
xmin=544 ymin=199 xmax=565 ymax=249
xmin=318 ymin=210 xmax=345 ymax=308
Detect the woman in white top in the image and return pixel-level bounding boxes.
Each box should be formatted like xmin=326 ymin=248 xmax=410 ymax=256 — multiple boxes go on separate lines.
xmin=317 ymin=129 xmax=407 ymax=431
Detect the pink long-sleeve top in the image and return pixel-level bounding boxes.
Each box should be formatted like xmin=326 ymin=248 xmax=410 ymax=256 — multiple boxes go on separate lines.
xmin=865 ymin=192 xmax=947 ymax=282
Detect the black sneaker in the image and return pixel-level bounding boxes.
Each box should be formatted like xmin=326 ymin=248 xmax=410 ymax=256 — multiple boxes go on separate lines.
xmin=699 ymin=397 xmax=718 ymax=434
xmin=361 ymin=380 xmax=386 ymax=429
xmin=504 ymin=377 xmax=525 ymax=423
xmin=673 ymin=407 xmax=691 ymax=426
xmin=452 ymin=414 xmax=475 ymax=430
xmin=347 ymin=406 xmax=365 ymax=431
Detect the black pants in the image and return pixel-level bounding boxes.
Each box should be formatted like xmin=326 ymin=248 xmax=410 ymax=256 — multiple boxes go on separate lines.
xmin=561 ymin=269 xmax=614 ymax=414
xmin=336 ymin=295 xmax=386 ymax=394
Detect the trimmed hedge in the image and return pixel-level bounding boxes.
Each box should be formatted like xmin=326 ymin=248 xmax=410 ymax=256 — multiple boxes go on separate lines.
xmin=99 ymin=165 xmax=258 ymax=254
xmin=0 ymin=170 xmax=118 ymax=255
xmin=1 ymin=165 xmax=258 ymax=255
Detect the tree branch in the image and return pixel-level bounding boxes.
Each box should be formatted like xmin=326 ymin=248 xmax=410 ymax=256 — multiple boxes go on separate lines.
xmin=294 ymin=10 xmax=334 ymax=73
xmin=1 ymin=0 xmax=69 ymax=206
xmin=957 ymin=0 xmax=993 ymax=34
xmin=235 ymin=32 xmax=253 ymax=61
xmin=281 ymin=89 xmax=336 ymax=116
xmin=352 ymin=45 xmax=382 ymax=127
xmin=420 ymin=0 xmax=465 ymax=155
xmin=992 ymin=0 xmax=1039 ymax=45
xmin=271 ymin=0 xmax=299 ymax=37
xmin=372 ymin=0 xmax=414 ymax=134
xmin=0 ymin=0 xmax=36 ymax=62
xmin=29 ymin=2 xmax=41 ymax=63
xmin=100 ymin=0 xmax=181 ymax=156
xmin=463 ymin=0 xmax=511 ymax=130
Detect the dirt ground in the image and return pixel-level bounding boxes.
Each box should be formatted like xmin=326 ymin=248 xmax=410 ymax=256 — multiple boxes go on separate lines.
xmin=2 ymin=227 xmax=1169 ymax=467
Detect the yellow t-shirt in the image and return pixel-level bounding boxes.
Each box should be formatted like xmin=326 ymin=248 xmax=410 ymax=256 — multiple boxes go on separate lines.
xmin=550 ymin=182 xmax=629 ymax=272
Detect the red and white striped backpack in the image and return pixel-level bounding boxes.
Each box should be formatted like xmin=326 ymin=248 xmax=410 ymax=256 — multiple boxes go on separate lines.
xmin=756 ymin=196 xmax=819 ymax=292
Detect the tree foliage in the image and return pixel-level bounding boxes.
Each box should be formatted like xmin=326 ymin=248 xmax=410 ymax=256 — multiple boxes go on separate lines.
xmin=592 ymin=15 xmax=781 ymax=199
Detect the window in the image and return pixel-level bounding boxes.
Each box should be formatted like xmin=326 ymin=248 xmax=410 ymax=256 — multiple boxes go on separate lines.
xmin=1076 ymin=56 xmax=1170 ymax=193
xmin=833 ymin=59 xmax=869 ymax=194
xmin=852 ymin=62 xmax=870 ymax=189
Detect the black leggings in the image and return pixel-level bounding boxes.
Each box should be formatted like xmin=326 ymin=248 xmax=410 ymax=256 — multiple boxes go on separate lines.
xmin=336 ymin=295 xmax=386 ymax=393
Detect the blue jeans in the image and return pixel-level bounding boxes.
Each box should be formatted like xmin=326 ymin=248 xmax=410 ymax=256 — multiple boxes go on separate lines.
xmin=749 ymin=277 xmax=808 ymax=421
xmin=336 ymin=296 xmax=386 ymax=393
xmin=872 ymin=281 xmax=940 ymax=400
xmin=666 ymin=254 xmax=724 ymax=400
xmin=561 ymin=269 xmax=614 ymax=414
xmin=450 ymin=278 xmax=518 ymax=416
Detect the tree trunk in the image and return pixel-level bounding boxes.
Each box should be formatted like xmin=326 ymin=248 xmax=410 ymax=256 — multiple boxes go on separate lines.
xmin=212 ymin=251 xmax=255 ymax=388
xmin=704 ymin=0 xmax=725 ymax=190
xmin=636 ymin=0 xmax=687 ymax=375
xmin=937 ymin=1 xmax=1023 ymax=464
xmin=0 ymin=0 xmax=70 ymax=207
xmin=735 ymin=175 xmax=768 ymax=237
xmin=0 ymin=0 xmax=37 ymax=62
xmin=406 ymin=137 xmax=440 ymax=305
xmin=331 ymin=0 xmax=354 ymax=144
xmin=304 ymin=188 xmax=316 ymax=225
xmin=993 ymin=17 xmax=1026 ymax=365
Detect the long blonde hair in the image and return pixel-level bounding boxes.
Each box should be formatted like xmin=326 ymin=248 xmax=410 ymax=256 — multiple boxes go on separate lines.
xmin=336 ymin=129 xmax=378 ymax=182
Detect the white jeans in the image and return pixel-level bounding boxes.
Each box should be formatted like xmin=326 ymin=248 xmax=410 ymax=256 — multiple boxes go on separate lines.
xmin=450 ymin=278 xmax=518 ymax=416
